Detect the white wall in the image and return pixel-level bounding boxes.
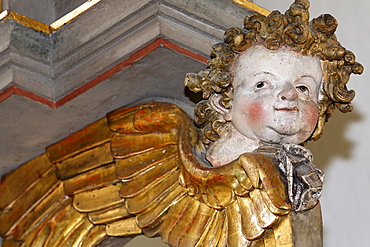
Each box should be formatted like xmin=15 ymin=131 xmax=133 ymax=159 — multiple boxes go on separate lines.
xmin=253 ymin=1 xmax=370 ymax=246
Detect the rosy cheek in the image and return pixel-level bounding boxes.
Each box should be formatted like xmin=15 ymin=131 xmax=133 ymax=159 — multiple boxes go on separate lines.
xmin=305 ymin=103 xmax=319 ymax=130
xmin=246 ymin=101 xmax=265 ymax=127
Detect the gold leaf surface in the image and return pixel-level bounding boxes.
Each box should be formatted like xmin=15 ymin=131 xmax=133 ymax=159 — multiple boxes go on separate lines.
xmin=106 ymin=217 xmax=142 ymax=237
xmin=56 ymin=142 xmax=113 ymax=180
xmin=0 ymin=154 xmax=53 ymax=210
xmin=73 ymin=183 xmax=124 ymax=213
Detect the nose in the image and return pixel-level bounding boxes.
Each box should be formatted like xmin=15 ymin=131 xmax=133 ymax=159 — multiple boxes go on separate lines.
xmin=278 ymin=86 xmax=298 ymax=101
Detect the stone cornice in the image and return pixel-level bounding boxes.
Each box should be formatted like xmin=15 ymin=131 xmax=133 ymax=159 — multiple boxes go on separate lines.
xmin=0 ymin=0 xmax=265 ymax=106
xmin=0 ymin=0 xmax=269 ymax=34
xmin=0 ymin=38 xmax=207 ymax=108
xmin=0 ymin=10 xmax=53 ymax=33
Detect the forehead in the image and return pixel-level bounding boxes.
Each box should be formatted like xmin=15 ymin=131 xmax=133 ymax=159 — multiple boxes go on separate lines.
xmin=233 ymin=45 xmax=323 ymax=85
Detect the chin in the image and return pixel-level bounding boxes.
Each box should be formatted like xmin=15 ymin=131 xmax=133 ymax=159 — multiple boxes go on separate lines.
xmin=262 ymin=130 xmax=309 ymax=145
xmin=281 ymin=132 xmax=313 ymax=144
xmin=270 ymin=126 xmax=299 ymax=137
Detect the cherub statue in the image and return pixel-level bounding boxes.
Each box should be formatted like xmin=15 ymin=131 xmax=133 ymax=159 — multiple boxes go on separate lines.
xmin=0 ymin=0 xmax=363 ymax=246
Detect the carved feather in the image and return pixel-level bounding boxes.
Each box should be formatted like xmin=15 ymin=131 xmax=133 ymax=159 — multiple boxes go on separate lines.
xmin=0 ymin=101 xmax=293 ymax=247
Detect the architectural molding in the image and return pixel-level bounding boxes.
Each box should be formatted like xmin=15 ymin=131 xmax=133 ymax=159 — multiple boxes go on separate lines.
xmin=0 ymin=38 xmax=207 ymax=108
xmin=0 ymin=10 xmax=52 ymax=33
xmin=0 ymin=1 xmax=268 ymax=34
xmin=233 ymin=0 xmax=270 ymax=16
xmin=0 ymin=0 xmax=263 ymax=179
xmin=0 ymin=0 xmax=258 ymax=105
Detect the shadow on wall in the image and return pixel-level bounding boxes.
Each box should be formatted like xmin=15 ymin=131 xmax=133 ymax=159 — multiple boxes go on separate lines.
xmin=306 ymin=108 xmax=362 ymax=171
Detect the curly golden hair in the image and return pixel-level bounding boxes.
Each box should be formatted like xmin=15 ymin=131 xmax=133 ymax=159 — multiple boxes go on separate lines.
xmin=185 ymin=0 xmax=363 ymax=145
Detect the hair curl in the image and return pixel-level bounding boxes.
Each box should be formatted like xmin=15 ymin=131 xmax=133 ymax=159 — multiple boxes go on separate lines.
xmin=185 ymin=0 xmax=363 ymax=145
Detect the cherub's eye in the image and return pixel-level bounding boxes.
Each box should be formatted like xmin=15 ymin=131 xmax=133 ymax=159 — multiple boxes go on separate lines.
xmin=296 ymin=85 xmax=309 ymax=94
xmin=256 ymin=81 xmax=268 ymax=89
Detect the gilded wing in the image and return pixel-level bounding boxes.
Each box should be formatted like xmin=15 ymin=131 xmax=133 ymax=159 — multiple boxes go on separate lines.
xmin=0 ymin=113 xmax=140 ymax=246
xmin=107 ymin=101 xmax=293 ymax=246
xmin=0 ymin=101 xmax=292 ymax=247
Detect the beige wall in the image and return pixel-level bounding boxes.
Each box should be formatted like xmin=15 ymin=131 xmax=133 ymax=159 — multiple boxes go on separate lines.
xmin=254 ymin=1 xmax=370 ymax=247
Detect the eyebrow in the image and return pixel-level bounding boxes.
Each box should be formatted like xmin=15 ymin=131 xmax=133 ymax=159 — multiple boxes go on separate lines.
xmin=254 ymin=71 xmax=275 ymax=77
xmin=301 ymin=74 xmax=320 ymax=83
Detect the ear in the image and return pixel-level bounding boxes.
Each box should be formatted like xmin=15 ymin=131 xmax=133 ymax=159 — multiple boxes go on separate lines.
xmin=209 ymin=94 xmax=232 ymax=121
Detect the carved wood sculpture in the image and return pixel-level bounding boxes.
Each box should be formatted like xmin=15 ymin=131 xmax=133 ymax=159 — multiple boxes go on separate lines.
xmin=0 ymin=0 xmax=363 ymax=246
xmin=0 ymin=101 xmax=323 ymax=246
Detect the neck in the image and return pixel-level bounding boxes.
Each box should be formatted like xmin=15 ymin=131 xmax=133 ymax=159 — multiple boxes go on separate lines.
xmin=206 ymin=123 xmax=260 ymax=167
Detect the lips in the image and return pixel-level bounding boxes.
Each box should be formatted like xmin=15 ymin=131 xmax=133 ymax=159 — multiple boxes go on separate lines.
xmin=274 ymin=106 xmax=299 ymax=112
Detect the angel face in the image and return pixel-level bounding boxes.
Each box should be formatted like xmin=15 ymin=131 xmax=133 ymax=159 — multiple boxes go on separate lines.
xmin=225 ymin=45 xmax=322 ymax=145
